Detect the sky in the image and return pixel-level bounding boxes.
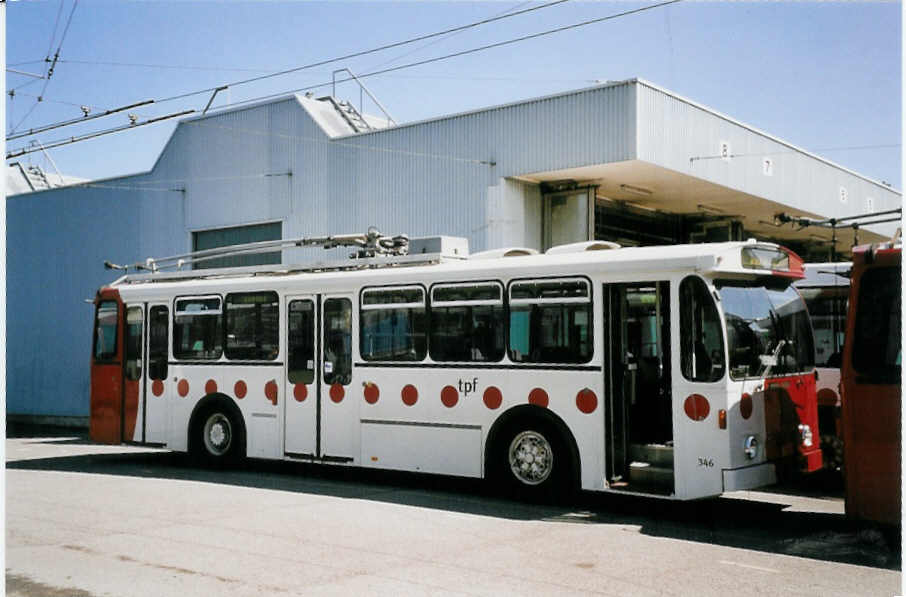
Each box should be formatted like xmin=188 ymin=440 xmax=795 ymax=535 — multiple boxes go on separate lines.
xmin=5 ymin=0 xmax=903 ymax=189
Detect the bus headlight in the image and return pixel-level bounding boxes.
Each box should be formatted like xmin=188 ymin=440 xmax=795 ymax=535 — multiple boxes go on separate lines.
xmin=798 ymin=424 xmax=813 ymax=448
xmin=744 ymin=435 xmax=758 ymax=460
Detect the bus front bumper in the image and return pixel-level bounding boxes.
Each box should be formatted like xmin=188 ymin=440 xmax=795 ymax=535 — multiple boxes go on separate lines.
xmin=722 ymin=463 xmax=777 ymax=492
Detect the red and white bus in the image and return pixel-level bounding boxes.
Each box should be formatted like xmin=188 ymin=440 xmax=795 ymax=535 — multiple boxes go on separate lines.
xmin=796 ymin=262 xmax=851 ymax=471
xmin=90 ymin=232 xmax=820 ymax=500
xmin=841 ymin=238 xmax=901 ymax=525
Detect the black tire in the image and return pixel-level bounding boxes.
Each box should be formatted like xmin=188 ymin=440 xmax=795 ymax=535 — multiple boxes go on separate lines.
xmin=494 ymin=419 xmax=574 ymax=503
xmin=192 ymin=405 xmax=243 ymax=466
xmin=820 ymin=433 xmax=844 ymax=472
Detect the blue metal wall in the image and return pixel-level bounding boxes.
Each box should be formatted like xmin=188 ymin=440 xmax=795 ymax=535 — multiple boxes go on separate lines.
xmin=7 ymin=180 xmax=184 ymax=418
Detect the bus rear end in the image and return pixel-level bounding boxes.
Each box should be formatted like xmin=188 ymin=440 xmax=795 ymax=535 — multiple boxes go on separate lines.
xmin=841 ymin=241 xmax=901 ymax=525
xmin=90 ymin=288 xmax=126 ymax=444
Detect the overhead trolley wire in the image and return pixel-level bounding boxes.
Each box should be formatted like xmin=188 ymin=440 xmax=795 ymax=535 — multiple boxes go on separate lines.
xmin=363 ymin=0 xmax=541 ymax=73
xmin=7 ymin=60 xmax=49 ymax=67
xmin=12 ymin=0 xmax=80 ymax=134
xmin=9 ymin=0 xmax=681 ymax=158
xmin=44 ymin=0 xmax=66 ymax=66
xmin=6 ymin=109 xmax=194 ymax=160
xmin=155 ymin=0 xmax=575 ymax=104
xmin=7 ymin=0 xmax=572 ymax=140
xmin=48 ymin=0 xmax=80 ymax=76
xmin=56 ymin=59 xmax=277 ymax=73
xmin=205 ymin=0 xmax=684 ymax=115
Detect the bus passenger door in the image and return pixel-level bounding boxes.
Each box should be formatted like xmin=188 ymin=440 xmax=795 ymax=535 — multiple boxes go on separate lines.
xmin=319 ymin=294 xmax=356 ymax=461
xmin=603 ymin=281 xmax=673 ymax=494
xmin=144 ymin=303 xmax=170 ymax=445
xmin=122 ymin=304 xmax=144 ymax=443
xmin=284 ymin=296 xmax=318 ymax=457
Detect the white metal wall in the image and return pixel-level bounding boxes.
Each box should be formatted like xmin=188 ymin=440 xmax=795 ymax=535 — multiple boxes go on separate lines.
xmin=635 ymin=81 xmax=901 ymax=236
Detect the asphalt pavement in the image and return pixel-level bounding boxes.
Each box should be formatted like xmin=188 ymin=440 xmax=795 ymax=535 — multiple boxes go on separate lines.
xmin=5 ymin=428 xmax=901 ymax=596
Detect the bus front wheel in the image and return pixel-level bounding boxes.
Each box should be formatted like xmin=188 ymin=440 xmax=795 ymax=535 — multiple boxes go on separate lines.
xmin=496 ymin=420 xmax=570 ymax=501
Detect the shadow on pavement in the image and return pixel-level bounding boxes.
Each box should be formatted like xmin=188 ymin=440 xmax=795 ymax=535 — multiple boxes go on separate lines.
xmin=7 ymin=435 xmax=900 ymax=572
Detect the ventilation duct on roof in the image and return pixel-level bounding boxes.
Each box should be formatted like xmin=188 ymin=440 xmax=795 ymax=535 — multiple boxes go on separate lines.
xmin=470 ymin=247 xmax=538 ymax=259
xmin=545 ymin=240 xmax=621 ymax=254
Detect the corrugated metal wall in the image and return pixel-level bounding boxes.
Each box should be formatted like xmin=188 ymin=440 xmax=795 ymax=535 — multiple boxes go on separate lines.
xmin=636 ymin=81 xmax=901 ymax=232
xmin=285 ymin=81 xmax=635 ymax=255
xmin=7 ymin=83 xmax=638 ymax=418
xmin=7 ymin=179 xmax=184 ymax=418
xmin=8 ymin=79 xmax=900 ymax=419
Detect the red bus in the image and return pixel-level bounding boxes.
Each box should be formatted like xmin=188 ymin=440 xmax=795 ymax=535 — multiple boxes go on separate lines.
xmin=841 ymin=238 xmax=901 ymax=525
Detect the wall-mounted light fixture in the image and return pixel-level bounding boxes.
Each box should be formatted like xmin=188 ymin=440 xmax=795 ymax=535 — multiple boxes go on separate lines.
xmin=619 ymin=183 xmax=652 ymax=197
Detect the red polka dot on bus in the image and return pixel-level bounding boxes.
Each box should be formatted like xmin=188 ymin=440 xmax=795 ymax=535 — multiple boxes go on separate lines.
xmin=817 ymin=387 xmax=838 ymax=406
xmin=205 ymin=379 xmax=217 ymax=395
xmin=684 ymin=394 xmax=710 ymax=421
xmin=528 ymin=388 xmax=549 ymax=408
xmin=151 ymin=380 xmax=164 ymax=397
xmin=441 ymin=385 xmax=458 ymax=408
xmin=401 ymin=384 xmax=418 ymax=406
xmin=265 ymin=381 xmax=278 ymax=405
xmin=177 ymin=379 xmax=189 ymax=398
xmin=234 ymin=380 xmax=247 ymax=399
xmin=740 ymin=393 xmax=753 ymax=420
xmin=330 ymin=384 xmax=345 ymax=403
xmin=483 ymin=386 xmax=502 ymax=410
xmin=363 ymin=383 xmax=380 ymax=404
xmin=576 ymin=388 xmax=598 ymax=414
xmin=294 ymin=384 xmax=308 ymax=402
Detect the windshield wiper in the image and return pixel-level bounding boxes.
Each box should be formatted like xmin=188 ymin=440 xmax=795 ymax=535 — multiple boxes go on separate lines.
xmin=759 ymin=339 xmax=787 ymax=378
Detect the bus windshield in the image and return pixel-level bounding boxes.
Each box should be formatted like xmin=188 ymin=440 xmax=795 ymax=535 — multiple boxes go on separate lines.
xmin=717 ymin=282 xmax=815 ymax=380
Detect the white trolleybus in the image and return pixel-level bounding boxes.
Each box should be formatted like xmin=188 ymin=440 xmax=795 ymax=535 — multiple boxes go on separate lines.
xmin=91 ymin=229 xmax=819 ymax=500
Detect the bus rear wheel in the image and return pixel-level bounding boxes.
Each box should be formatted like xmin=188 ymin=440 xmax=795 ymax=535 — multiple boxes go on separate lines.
xmin=193 ymin=407 xmax=242 ymax=466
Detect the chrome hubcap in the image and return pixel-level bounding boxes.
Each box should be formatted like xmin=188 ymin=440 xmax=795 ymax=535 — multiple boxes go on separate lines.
xmin=203 ymin=413 xmax=232 ymax=456
xmin=508 ymin=430 xmax=553 ymax=485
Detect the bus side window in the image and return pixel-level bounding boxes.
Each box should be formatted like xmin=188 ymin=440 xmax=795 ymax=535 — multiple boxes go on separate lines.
xmin=325 ymin=298 xmax=352 ymax=385
xmin=225 ymin=291 xmax=279 ymax=360
xmin=430 ymin=282 xmax=504 ymax=362
xmin=508 ymin=279 xmax=592 ymax=364
xmin=125 ymin=307 xmax=143 ymax=381
xmin=174 ymin=296 xmax=223 ymax=360
xmin=288 ymin=300 xmax=315 ymax=384
xmin=360 ymin=286 xmax=426 ymax=361
xmin=94 ymin=301 xmax=119 ymax=362
xmin=680 ymin=276 xmax=725 ymax=383
xmin=148 ymin=306 xmax=169 ymax=380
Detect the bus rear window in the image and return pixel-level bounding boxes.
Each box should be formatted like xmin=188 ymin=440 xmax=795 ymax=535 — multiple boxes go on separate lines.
xmin=94 ymin=301 xmax=119 ymax=361
xmin=174 ymin=296 xmax=223 ymax=360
